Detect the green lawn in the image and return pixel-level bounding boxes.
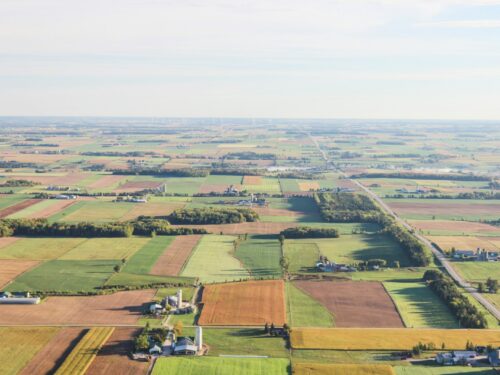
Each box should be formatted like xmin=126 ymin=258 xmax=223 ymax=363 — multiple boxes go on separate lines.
xmin=284 ymin=241 xmax=319 ymax=274
xmin=153 ymin=357 xmax=290 ymax=375
xmin=384 ymin=282 xmax=458 ymax=328
xmin=6 ymin=259 xmax=119 ymax=292
xmin=452 ymin=262 xmax=500 ymax=283
xmin=235 ymin=235 xmax=282 ymax=278
xmin=59 ymin=236 xmax=150 ymax=260
xmin=122 ymin=235 xmax=175 ymax=274
xmin=181 ymin=235 xmax=250 ymax=283
xmin=286 ymin=282 xmax=334 ymax=327
xmin=0 ymin=237 xmax=86 ymax=260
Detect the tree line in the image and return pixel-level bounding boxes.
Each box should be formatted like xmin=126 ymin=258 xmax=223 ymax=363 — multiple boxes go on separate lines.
xmin=423 ymin=270 xmax=487 ymax=328
xmin=280 ymin=226 xmax=339 ymax=239
xmin=110 ymin=168 xmax=209 ymax=177
xmin=166 ymin=207 xmax=259 ymax=225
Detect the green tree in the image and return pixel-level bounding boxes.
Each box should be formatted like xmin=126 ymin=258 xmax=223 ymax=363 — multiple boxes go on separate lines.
xmin=135 ymin=334 xmax=149 ymax=352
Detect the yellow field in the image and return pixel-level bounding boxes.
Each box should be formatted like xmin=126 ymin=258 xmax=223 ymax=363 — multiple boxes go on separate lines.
xmin=0 ymin=327 xmax=59 ymax=375
xmin=298 ymin=182 xmax=320 ymax=191
xmin=291 ymin=328 xmax=500 ymax=350
xmin=294 ymin=363 xmax=395 ymax=375
xmin=55 ymin=327 xmax=114 ymax=375
xmin=428 ymin=236 xmax=499 ymax=252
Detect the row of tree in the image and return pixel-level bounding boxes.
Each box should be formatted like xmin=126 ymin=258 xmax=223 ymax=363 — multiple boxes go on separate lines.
xmin=280 ymin=226 xmax=339 ymax=239
xmin=423 ymin=270 xmax=487 ymax=328
xmin=110 ymin=168 xmax=210 ymax=177
xmin=0 ymin=179 xmax=40 ymax=187
xmin=166 ymin=207 xmax=259 ymax=225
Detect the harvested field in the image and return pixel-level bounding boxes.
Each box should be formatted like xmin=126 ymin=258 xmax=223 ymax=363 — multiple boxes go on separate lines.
xmin=0 ymin=199 xmax=40 ymax=218
xmin=298 ymin=182 xmax=320 ymax=191
xmin=172 ymin=222 xmax=298 ymax=234
xmin=20 ymin=328 xmax=86 ymax=375
xmin=291 ymin=328 xmax=500 ymax=350
xmin=88 ymin=175 xmax=127 ymax=189
xmin=388 ymin=201 xmax=500 ymax=216
xmin=0 ymin=236 xmax=20 ymax=249
xmin=294 ymin=363 xmax=395 ymax=375
xmin=27 ymin=199 xmax=75 ymax=218
xmin=0 ymin=290 xmax=155 ymax=325
xmin=114 ymin=180 xmax=163 ymax=192
xmin=198 ymin=183 xmax=242 ymax=194
xmin=150 ymin=235 xmax=201 ymax=276
xmin=120 ymin=202 xmax=185 ymax=221
xmin=294 ymin=281 xmax=404 ymax=328
xmin=0 ymin=259 xmax=40 ymax=288
xmin=55 ymin=327 xmax=114 ymax=375
xmin=243 ymin=175 xmax=262 ymax=184
xmin=86 ymin=328 xmax=148 ymax=375
xmin=428 ymin=236 xmax=500 ymax=252
xmin=198 ymin=280 xmax=286 ymax=326
xmin=410 ymin=220 xmax=500 ymax=233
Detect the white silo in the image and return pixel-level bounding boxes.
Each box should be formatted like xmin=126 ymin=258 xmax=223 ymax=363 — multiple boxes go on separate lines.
xmin=176 ymin=289 xmax=183 ymax=308
xmin=195 ymin=326 xmax=203 ymax=351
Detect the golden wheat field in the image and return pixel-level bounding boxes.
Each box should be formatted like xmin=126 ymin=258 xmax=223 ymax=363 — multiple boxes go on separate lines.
xmin=291 ymin=328 xmax=500 ymax=350
xmin=294 ymin=363 xmax=395 ymax=375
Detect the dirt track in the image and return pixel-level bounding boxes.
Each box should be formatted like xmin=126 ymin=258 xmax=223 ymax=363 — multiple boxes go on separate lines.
xmin=198 ymin=280 xmax=286 ymax=326
xmin=0 ymin=290 xmax=154 ymax=325
xmin=294 ymin=280 xmax=404 ymax=328
xmin=150 ymin=235 xmax=201 ymax=276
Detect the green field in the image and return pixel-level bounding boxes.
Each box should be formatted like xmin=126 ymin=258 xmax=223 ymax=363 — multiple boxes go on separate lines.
xmin=59 ymin=236 xmax=150 ymax=260
xmin=285 ymin=241 xmax=319 ymax=274
xmin=384 ymin=282 xmax=458 ymax=328
xmin=452 ymin=262 xmax=500 ymax=283
xmin=235 ymin=235 xmax=282 ymax=278
xmin=153 ymin=357 xmax=289 ymax=375
xmin=0 ymin=195 xmax=25 ymax=210
xmin=5 ymin=199 xmax=54 ymax=218
xmin=242 ymin=177 xmax=282 ymax=193
xmin=122 ymin=235 xmax=175 ymax=274
xmin=0 ymin=237 xmax=86 ymax=260
xmin=286 ymin=282 xmax=334 ymax=327
xmin=181 ymin=235 xmax=250 ymax=283
xmin=6 ymin=259 xmax=119 ymax=292
xmin=57 ymin=201 xmax=133 ymax=222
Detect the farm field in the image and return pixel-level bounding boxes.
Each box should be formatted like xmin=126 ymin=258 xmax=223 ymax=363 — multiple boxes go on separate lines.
xmin=410 ymin=220 xmax=500 ymax=236
xmin=57 ymin=201 xmax=134 ymax=222
xmin=428 ymin=235 xmax=500 ymax=252
xmin=394 ymin=366 xmax=497 ymax=374
xmin=152 ymin=357 xmax=290 ymax=375
xmin=198 ymin=280 xmax=286 ymax=326
xmin=0 ymin=237 xmax=86 ymax=260
xmin=0 ymin=327 xmax=59 ymax=375
xmin=121 ymin=235 xmax=176 ymax=274
xmin=180 ymin=235 xmax=250 ymax=282
xmin=150 ymin=235 xmax=200 ymax=276
xmin=451 ymin=261 xmax=500 ymax=283
xmin=291 ymin=328 xmax=500 ymax=350
xmin=55 ymin=327 xmax=114 ymax=375
xmin=19 ymin=328 xmax=86 ymax=375
xmin=293 ymin=281 xmax=404 ymax=327
xmin=383 ymin=282 xmax=458 ymax=328
xmin=0 ymin=290 xmax=154 ymax=325
xmin=285 ymin=241 xmax=319 ymax=273
xmin=294 ymin=363 xmax=395 ymax=375
xmin=286 ymin=282 xmax=334 ymax=327
xmin=0 ymin=198 xmax=40 ymax=218
xmin=60 ymin=236 xmax=150 ymax=260
xmin=234 ymin=235 xmax=282 ymax=277
xmin=0 ymin=259 xmax=40 ymax=288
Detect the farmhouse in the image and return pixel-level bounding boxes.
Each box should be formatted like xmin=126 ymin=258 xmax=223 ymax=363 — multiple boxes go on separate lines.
xmin=436 ymin=351 xmax=477 ymax=366
xmin=489 ymin=349 xmax=500 ymax=366
xmin=453 ymin=250 xmax=476 ymax=260
xmin=173 ymin=327 xmax=203 ymax=356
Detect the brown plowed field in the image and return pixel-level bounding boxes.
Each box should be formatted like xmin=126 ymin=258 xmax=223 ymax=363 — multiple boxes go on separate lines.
xmin=27 ymin=200 xmax=75 ymax=219
xmin=198 ymin=280 xmax=286 ymax=326
xmin=86 ymin=327 xmax=148 ymax=375
xmin=294 ymin=280 xmax=404 ymax=328
xmin=172 ymin=222 xmax=298 ymax=235
xmin=150 ymin=235 xmax=201 ymax=276
xmin=114 ymin=181 xmax=163 ymax=192
xmin=409 ymin=220 xmax=500 ymax=233
xmin=0 ymin=199 xmax=40 ymax=218
xmin=242 ymin=175 xmax=262 ymax=185
xmin=389 ymin=201 xmax=500 ymax=215
xmin=88 ymin=175 xmax=127 ymax=189
xmin=0 ymin=290 xmax=154 ymax=325
xmin=0 ymin=259 xmax=40 ymax=288
xmin=19 ymin=328 xmax=86 ymax=375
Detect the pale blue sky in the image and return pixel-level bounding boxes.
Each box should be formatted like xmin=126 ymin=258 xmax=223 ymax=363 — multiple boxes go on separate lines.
xmin=1 ymin=0 xmax=499 ymax=119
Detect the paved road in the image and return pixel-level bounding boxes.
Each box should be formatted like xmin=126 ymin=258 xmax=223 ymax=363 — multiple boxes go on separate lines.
xmin=307 ymin=131 xmax=500 ymax=323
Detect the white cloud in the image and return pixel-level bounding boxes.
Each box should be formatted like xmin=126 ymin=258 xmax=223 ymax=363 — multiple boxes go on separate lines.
xmin=418 ymin=19 xmax=500 ymax=28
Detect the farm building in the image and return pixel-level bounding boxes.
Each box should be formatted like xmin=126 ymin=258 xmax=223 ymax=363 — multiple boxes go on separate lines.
xmin=489 ymin=349 xmax=500 ymax=366
xmin=436 ymin=351 xmax=477 ymax=366
xmin=0 ymin=291 xmax=40 ymax=304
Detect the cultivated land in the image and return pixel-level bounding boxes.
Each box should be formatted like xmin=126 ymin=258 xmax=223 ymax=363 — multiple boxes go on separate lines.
xmin=0 ymin=121 xmax=499 ymax=374
xmin=198 ymin=280 xmax=286 ymax=326
xmin=294 ymin=281 xmax=404 ymax=328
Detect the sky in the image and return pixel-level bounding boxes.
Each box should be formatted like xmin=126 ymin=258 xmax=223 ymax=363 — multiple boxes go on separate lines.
xmin=0 ymin=0 xmax=500 ymax=119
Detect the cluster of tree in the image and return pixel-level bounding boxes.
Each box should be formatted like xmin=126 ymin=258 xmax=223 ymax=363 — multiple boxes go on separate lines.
xmin=382 ymin=222 xmax=430 ymax=266
xmin=477 ymin=278 xmax=498 ymax=294
xmin=131 ymin=217 xmax=208 ymax=235
xmin=372 ymin=153 xmax=420 ymax=159
xmin=276 ymin=171 xmax=317 ymax=180
xmin=351 ymin=172 xmax=490 ymax=182
xmin=12 ymin=143 xmax=59 ymax=147
xmin=167 ymin=207 xmax=259 ymax=225
xmin=489 ymin=181 xmax=499 ymax=190
xmin=423 ymin=270 xmax=487 ymax=328
xmin=0 ymin=161 xmax=39 ymax=168
xmin=280 ymin=226 xmax=339 ymax=239
xmin=135 ymin=325 xmax=169 ymax=352
xmin=376 ymin=140 xmax=406 ymax=145
xmin=110 ymin=168 xmax=209 ymax=177
xmin=0 ymin=179 xmax=40 ymax=187
xmin=224 ymin=151 xmax=276 ymax=160
xmin=210 ymin=168 xmax=261 ymax=176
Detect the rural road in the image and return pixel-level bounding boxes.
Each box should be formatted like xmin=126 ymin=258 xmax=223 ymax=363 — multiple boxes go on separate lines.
xmin=307 ymin=132 xmax=500 ymax=323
